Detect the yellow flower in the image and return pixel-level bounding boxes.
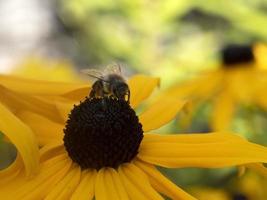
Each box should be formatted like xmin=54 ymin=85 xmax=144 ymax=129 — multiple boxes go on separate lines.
xmin=0 ymin=74 xmax=88 ymax=176
xmin=234 ymin=170 xmax=267 ymax=200
xmin=190 ymin=166 xmax=267 ymax=200
xmin=189 ymin=187 xmax=230 ymax=200
xmin=2 ymin=75 xmax=267 ymax=199
xmin=158 ymin=43 xmax=267 ymax=131
xmin=11 ymin=57 xmax=81 ymax=82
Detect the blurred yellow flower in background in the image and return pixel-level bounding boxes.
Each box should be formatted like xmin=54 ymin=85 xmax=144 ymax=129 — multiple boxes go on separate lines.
xmin=190 ymin=187 xmax=230 ymax=200
xmin=189 ymin=169 xmax=267 ymax=200
xmin=11 ymin=57 xmax=81 ymax=82
xmin=158 ymin=43 xmax=267 ymax=132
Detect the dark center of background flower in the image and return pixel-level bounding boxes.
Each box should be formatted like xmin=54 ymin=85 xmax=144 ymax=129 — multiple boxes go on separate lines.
xmin=63 ymin=97 xmax=143 ymax=170
xmin=221 ymin=44 xmax=254 ymax=67
xmin=232 ymin=193 xmax=248 ymax=200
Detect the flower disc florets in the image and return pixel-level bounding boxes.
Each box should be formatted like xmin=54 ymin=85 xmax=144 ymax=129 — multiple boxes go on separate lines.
xmin=222 ymin=44 xmax=254 ymax=67
xmin=63 ymin=97 xmax=143 ymax=170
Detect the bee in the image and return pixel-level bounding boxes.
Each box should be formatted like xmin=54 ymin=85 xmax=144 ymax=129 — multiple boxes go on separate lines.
xmin=81 ymin=64 xmax=130 ymax=103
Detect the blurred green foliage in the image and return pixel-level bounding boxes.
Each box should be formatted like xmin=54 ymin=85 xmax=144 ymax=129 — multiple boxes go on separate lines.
xmin=58 ymin=0 xmax=267 ymax=87
xmin=0 ymin=132 xmax=16 ymax=170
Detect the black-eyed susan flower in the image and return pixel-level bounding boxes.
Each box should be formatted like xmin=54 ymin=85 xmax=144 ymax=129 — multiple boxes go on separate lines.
xmin=2 ymin=75 xmax=267 ymax=199
xmin=158 ymin=43 xmax=267 ymax=131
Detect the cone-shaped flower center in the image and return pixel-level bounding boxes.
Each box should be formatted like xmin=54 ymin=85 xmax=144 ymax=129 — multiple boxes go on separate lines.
xmin=63 ymin=97 xmax=143 ymax=170
xmin=221 ymin=44 xmax=254 ymax=67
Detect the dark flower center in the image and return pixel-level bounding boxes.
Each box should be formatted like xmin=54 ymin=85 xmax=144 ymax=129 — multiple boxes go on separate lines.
xmin=232 ymin=193 xmax=248 ymax=200
xmin=221 ymin=44 xmax=254 ymax=68
xmin=63 ymin=97 xmax=143 ymax=170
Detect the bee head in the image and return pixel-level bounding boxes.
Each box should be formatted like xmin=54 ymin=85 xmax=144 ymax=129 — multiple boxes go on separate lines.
xmin=112 ymin=82 xmax=130 ymax=100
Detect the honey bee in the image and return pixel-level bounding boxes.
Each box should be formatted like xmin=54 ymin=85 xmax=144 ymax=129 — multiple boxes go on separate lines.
xmin=81 ymin=64 xmax=130 ymax=103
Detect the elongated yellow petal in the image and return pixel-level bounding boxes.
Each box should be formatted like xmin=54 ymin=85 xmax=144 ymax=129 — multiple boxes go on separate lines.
xmin=158 ymin=71 xmax=221 ymax=100
xmin=55 ymin=101 xmax=75 ymax=121
xmin=71 ymin=170 xmax=96 ymax=200
xmin=14 ymin=154 xmax=72 ymax=200
xmin=45 ymin=166 xmax=81 ymax=200
xmin=118 ymin=163 xmax=164 ymax=200
xmin=62 ymin=87 xmax=90 ymax=101
xmin=108 ymin=168 xmax=130 ymax=200
xmin=142 ymin=132 xmax=243 ymax=143
xmin=211 ymin=89 xmax=235 ymax=131
xmin=95 ymin=168 xmax=129 ymax=200
xmin=139 ymin=133 xmax=267 ymax=168
xmin=39 ymin=143 xmax=65 ymax=163
xmin=134 ymin=160 xmax=197 ymax=200
xmin=0 ymin=102 xmax=39 ymax=177
xmin=18 ymin=111 xmax=64 ymax=146
xmin=0 ymin=85 xmax=64 ymax=123
xmin=95 ymin=168 xmax=108 ymax=200
xmin=128 ymin=75 xmax=160 ymax=108
xmin=139 ymin=97 xmax=185 ymax=132
xmin=0 ymin=169 xmax=28 ymax=199
xmin=0 ymin=74 xmax=89 ymax=96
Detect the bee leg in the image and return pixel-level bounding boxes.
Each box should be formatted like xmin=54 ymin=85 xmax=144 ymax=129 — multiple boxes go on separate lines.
xmin=90 ymin=80 xmax=104 ymax=99
xmin=89 ymin=88 xmax=96 ymax=99
xmin=126 ymin=90 xmax=130 ymax=104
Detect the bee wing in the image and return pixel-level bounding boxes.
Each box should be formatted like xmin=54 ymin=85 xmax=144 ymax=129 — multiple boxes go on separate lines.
xmin=80 ymin=69 xmax=105 ymax=80
xmin=104 ymin=63 xmax=122 ymax=75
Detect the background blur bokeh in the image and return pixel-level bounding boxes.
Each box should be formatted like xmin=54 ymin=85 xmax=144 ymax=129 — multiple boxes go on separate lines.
xmin=1 ymin=0 xmax=267 ymax=199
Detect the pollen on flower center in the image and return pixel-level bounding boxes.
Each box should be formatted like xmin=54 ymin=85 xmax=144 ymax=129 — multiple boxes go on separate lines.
xmin=63 ymin=97 xmax=143 ymax=170
xmin=221 ymin=44 xmax=254 ymax=67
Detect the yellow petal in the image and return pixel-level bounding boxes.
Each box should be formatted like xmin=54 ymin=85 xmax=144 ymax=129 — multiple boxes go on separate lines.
xmin=55 ymin=101 xmax=75 ymax=121
xmin=118 ymin=163 xmax=164 ymax=200
xmin=62 ymin=87 xmax=90 ymax=101
xmin=95 ymin=168 xmax=108 ymax=200
xmin=139 ymin=97 xmax=185 ymax=132
xmin=0 ymin=85 xmax=64 ymax=123
xmin=177 ymin=101 xmax=198 ymax=130
xmin=246 ymin=163 xmax=267 ymax=178
xmin=138 ymin=133 xmax=267 ymax=168
xmin=157 ymin=71 xmax=221 ymax=100
xmin=45 ymin=166 xmax=81 ymax=200
xmin=142 ymin=132 xmax=243 ymax=143
xmin=254 ymin=43 xmax=267 ymax=70
xmin=0 ymin=74 xmax=89 ymax=96
xmin=134 ymin=160 xmax=197 ymax=200
xmin=128 ymin=75 xmax=160 ymax=108
xmin=0 ymin=102 xmax=39 ymax=177
xmin=211 ymin=90 xmax=235 ymax=130
xmin=95 ymin=168 xmax=129 ymax=200
xmin=39 ymin=143 xmax=65 ymax=163
xmin=226 ymin=68 xmax=257 ymax=103
xmin=0 ymin=170 xmax=27 ymax=199
xmin=17 ymin=111 xmax=64 ymax=146
xmin=14 ymin=154 xmax=72 ymax=200
xmin=71 ymin=170 xmax=96 ymax=200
